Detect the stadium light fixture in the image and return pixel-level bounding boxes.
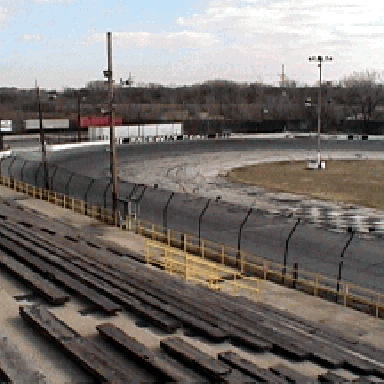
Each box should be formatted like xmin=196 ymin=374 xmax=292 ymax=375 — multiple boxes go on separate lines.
xmin=308 ymin=55 xmax=333 ymax=168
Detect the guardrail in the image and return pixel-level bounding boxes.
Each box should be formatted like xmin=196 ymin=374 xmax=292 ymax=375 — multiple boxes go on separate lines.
xmin=0 ymin=174 xmax=382 ymax=318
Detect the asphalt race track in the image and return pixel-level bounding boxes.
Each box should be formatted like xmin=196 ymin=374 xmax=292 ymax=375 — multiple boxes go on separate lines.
xmin=8 ymin=138 xmax=384 ymax=293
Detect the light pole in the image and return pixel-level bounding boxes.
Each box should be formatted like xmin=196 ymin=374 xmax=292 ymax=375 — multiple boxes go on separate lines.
xmin=308 ymin=55 xmax=332 ymax=167
xmin=36 ymin=81 xmax=49 ymax=190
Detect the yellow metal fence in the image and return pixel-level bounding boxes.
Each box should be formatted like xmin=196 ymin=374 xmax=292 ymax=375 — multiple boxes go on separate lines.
xmin=0 ymin=174 xmax=383 ymax=317
xmin=145 ymin=239 xmax=261 ymax=299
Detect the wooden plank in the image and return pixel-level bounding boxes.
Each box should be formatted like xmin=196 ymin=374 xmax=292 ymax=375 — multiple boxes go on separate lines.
xmin=269 ymin=364 xmax=316 ymax=383
xmin=0 ymin=251 xmax=69 ymax=305
xmin=318 ymin=371 xmax=350 ymax=383
xmin=0 ymin=234 xmax=121 ymax=314
xmin=97 ymin=323 xmax=195 ymax=382
xmin=218 ymin=351 xmax=289 ymax=383
xmin=160 ymin=337 xmax=232 ymax=381
xmin=0 ymin=334 xmax=47 ymax=384
xmin=19 ymin=305 xmax=79 ymax=342
xmin=19 ymin=306 xmax=133 ymax=383
xmin=64 ymin=255 xmax=228 ymax=341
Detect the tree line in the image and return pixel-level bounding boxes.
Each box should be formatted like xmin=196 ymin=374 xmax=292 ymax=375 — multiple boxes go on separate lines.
xmin=0 ymin=71 xmax=383 ymax=134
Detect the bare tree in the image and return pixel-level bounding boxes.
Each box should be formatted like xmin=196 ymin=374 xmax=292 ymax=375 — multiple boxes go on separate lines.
xmin=339 ymin=70 xmax=384 ymax=133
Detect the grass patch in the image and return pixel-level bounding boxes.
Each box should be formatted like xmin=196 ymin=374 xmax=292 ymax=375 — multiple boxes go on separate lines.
xmin=226 ymin=160 xmax=384 ymax=209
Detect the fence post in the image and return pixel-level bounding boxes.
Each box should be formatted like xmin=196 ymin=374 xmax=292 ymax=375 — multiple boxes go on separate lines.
xmin=263 ymin=261 xmax=268 ymax=280
xmin=65 ymin=172 xmax=75 ymax=196
xmin=344 ymin=283 xmax=348 ymax=307
xmin=184 ymin=251 xmax=188 ymax=281
xmin=240 ymin=252 xmax=244 ymax=274
xmin=50 ymin=165 xmax=59 ymax=190
xmin=152 ymin=223 xmax=155 ymax=240
xmin=103 ymin=179 xmax=113 ymax=209
xmin=283 ymin=218 xmax=301 ymax=284
xmin=167 ymin=229 xmax=171 ymax=246
xmin=184 ymin=234 xmax=187 ymax=253
xmin=0 ymin=156 xmax=9 ymax=177
xmin=84 ymin=178 xmax=95 ymax=214
xmin=20 ymin=160 xmax=27 ymax=182
xmin=8 ymin=157 xmax=17 ymax=179
xmin=221 ymin=245 xmax=225 ymax=265
xmin=35 ymin=163 xmax=43 ymax=186
xmin=336 ymin=229 xmax=355 ymax=302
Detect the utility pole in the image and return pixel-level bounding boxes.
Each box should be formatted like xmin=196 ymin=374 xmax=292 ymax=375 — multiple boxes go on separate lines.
xmin=105 ymin=32 xmax=119 ymax=222
xmin=36 ymin=80 xmax=49 ymax=190
xmin=308 ymin=55 xmax=333 ymax=167
xmin=281 ymin=64 xmax=285 ymax=87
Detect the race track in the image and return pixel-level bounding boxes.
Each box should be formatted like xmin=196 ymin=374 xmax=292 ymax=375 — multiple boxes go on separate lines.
xmin=9 ymin=138 xmax=384 ymax=293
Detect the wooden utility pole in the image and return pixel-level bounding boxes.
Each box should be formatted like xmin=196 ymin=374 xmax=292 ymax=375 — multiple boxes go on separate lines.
xmin=36 ymin=80 xmax=49 ymax=190
xmin=106 ymin=32 xmax=119 ymax=222
xmin=278 ymin=64 xmax=285 ymax=87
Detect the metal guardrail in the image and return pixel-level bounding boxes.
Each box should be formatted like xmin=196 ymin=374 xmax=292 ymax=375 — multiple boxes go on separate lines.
xmin=0 ymin=175 xmax=382 ymax=318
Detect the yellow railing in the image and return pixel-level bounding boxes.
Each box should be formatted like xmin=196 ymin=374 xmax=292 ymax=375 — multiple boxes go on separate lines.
xmin=0 ymin=174 xmax=383 ymax=317
xmin=145 ymin=239 xmax=261 ymax=298
xmin=124 ymin=216 xmax=384 ymax=318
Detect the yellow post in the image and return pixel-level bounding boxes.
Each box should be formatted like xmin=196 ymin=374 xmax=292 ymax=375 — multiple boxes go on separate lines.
xmin=314 ymin=274 xmax=319 ymax=296
xmin=221 ymin=245 xmax=225 ymax=265
xmin=184 ymin=234 xmax=187 ymax=253
xmin=344 ymin=283 xmax=348 ymax=307
xmin=263 ymin=261 xmax=268 ymax=280
xmin=184 ymin=251 xmax=188 ymax=281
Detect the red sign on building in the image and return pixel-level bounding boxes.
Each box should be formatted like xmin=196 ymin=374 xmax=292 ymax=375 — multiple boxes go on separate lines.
xmin=80 ymin=116 xmax=123 ymax=128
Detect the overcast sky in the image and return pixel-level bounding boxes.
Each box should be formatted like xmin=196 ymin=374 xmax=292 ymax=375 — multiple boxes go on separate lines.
xmin=0 ymin=0 xmax=383 ymax=90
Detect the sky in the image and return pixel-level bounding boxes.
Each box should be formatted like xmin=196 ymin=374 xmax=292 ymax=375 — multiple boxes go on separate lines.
xmin=0 ymin=0 xmax=383 ymax=90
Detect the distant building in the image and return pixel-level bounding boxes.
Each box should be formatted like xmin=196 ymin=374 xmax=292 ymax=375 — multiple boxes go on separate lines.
xmin=86 ymin=80 xmax=109 ymax=91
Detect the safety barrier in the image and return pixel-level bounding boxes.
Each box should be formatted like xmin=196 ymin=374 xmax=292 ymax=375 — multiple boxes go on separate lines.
xmin=126 ymin=216 xmax=384 ymax=318
xmin=0 ymin=174 xmax=382 ymax=318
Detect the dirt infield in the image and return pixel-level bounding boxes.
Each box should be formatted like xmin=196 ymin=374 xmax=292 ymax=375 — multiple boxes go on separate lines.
xmin=226 ymin=160 xmax=384 ymax=209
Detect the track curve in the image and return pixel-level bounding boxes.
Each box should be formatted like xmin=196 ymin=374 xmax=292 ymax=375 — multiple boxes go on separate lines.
xmin=11 ymin=138 xmax=384 ymax=293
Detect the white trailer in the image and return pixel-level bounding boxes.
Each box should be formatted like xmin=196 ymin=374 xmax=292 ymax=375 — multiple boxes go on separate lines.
xmin=88 ymin=123 xmax=183 ymax=141
xmin=0 ymin=120 xmax=12 ymax=132
xmin=25 ymin=119 xmax=70 ymax=130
